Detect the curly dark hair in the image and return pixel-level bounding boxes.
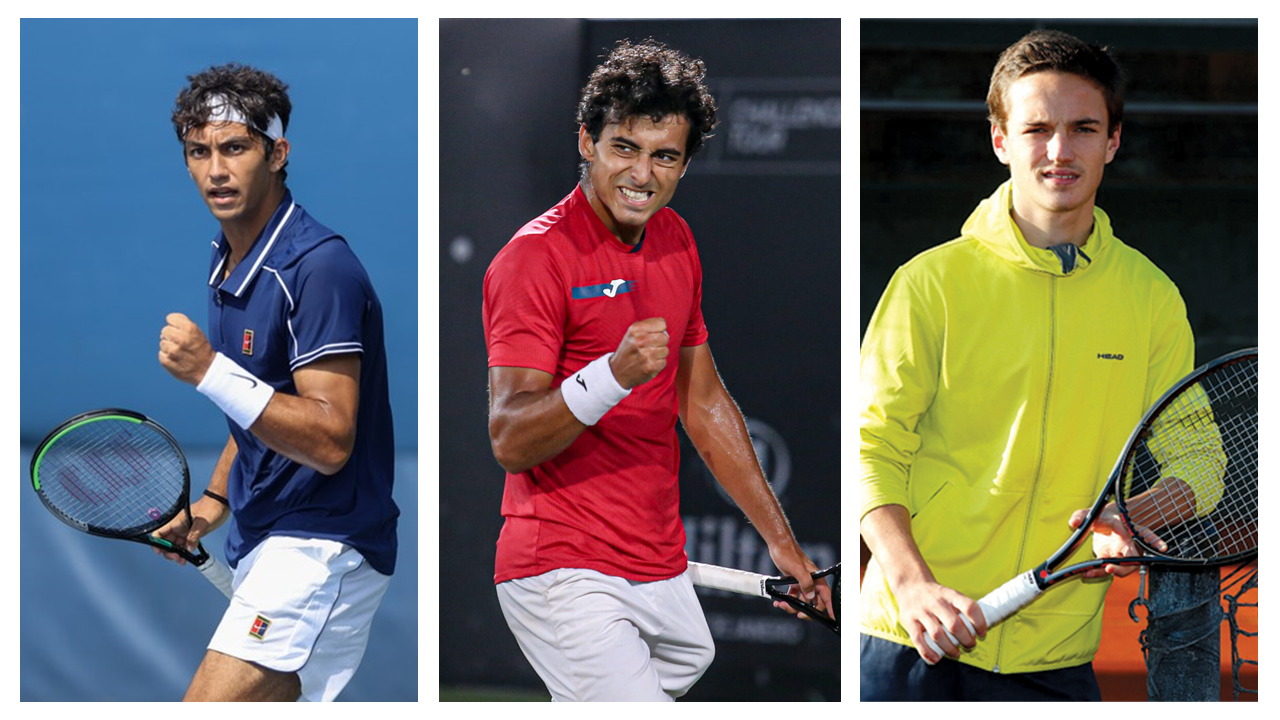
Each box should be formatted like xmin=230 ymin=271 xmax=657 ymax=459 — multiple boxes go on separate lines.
xmin=577 ymin=39 xmax=718 ymax=161
xmin=988 ymin=30 xmax=1125 ymax=136
xmin=171 ymin=63 xmax=292 ymax=179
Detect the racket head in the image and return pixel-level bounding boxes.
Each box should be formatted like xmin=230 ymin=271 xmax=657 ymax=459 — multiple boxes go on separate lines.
xmin=1113 ymin=348 xmax=1258 ymax=564
xmin=30 ymin=409 xmax=191 ymax=540
xmin=765 ymin=563 xmax=840 ymax=633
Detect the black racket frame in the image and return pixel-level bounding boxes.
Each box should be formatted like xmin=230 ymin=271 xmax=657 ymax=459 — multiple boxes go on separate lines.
xmin=765 ymin=563 xmax=841 ymax=634
xmin=29 ymin=408 xmax=214 ymax=566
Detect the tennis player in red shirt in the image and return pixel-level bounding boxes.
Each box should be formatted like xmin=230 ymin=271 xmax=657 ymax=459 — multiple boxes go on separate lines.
xmin=483 ymin=39 xmax=832 ymax=701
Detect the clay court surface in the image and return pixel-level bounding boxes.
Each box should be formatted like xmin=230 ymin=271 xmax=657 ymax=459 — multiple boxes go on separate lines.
xmin=1093 ymin=566 xmax=1258 ymax=701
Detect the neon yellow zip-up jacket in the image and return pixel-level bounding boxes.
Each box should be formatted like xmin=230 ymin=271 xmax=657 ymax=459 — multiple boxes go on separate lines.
xmin=859 ymin=180 xmax=1195 ymax=673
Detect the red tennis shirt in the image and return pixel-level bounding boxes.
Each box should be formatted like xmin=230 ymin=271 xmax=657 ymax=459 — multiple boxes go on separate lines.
xmin=484 ymin=185 xmax=710 ymax=583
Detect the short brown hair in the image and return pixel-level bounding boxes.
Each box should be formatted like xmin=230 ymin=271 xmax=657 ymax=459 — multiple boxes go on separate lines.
xmin=987 ymin=30 xmax=1125 ymax=135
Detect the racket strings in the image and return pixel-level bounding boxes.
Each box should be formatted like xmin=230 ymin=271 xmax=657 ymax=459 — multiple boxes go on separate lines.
xmin=1121 ymin=357 xmax=1258 ymax=561
xmin=36 ymin=419 xmax=186 ymax=534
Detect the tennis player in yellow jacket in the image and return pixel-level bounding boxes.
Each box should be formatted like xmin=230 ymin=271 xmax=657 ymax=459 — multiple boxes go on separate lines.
xmin=859 ymin=30 xmax=1196 ymax=700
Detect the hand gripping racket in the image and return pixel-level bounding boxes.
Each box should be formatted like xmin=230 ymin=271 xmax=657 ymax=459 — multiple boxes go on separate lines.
xmin=29 ymin=409 xmax=235 ymax=598
xmin=926 ymin=348 xmax=1258 ymax=657
xmin=687 ymin=561 xmax=840 ymax=633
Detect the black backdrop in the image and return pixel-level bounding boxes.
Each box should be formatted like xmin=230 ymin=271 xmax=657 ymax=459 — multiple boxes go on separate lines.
xmin=861 ymin=19 xmax=1258 ymax=359
xmin=858 ymin=19 xmax=1257 ymax=598
xmin=439 ymin=19 xmax=842 ymax=700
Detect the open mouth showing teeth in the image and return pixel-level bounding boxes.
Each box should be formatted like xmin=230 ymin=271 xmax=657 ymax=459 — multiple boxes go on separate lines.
xmin=620 ymin=187 xmax=652 ymax=202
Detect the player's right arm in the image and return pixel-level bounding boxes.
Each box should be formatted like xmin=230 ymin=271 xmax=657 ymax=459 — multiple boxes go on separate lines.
xmin=489 ymin=318 xmax=670 ymax=474
xmin=152 ymin=434 xmax=236 ymax=565
xmin=861 ymin=267 xmax=981 ymax=661
xmin=487 ymin=367 xmax=586 ymax=474
xmin=860 ymin=504 xmax=986 ymax=663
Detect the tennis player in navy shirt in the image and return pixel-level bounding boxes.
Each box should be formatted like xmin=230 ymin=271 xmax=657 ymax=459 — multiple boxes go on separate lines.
xmin=154 ymin=63 xmax=398 ymax=702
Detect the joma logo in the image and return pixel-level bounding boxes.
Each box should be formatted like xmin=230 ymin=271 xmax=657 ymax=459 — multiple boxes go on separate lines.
xmin=1097 ymin=353 xmax=1125 ymax=360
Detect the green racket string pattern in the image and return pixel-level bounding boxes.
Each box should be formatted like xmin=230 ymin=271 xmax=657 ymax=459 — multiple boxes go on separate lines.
xmin=32 ymin=416 xmax=186 ymax=537
xmin=1119 ymin=355 xmax=1258 ymax=562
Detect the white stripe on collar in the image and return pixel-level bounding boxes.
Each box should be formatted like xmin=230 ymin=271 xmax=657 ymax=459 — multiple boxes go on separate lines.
xmin=229 ymin=201 xmax=296 ymax=297
xmin=207 ymin=239 xmax=225 ymax=287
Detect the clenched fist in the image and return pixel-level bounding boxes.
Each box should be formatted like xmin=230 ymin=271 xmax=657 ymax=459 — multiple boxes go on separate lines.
xmin=609 ymin=318 xmax=670 ymax=389
xmin=158 ymin=312 xmax=216 ymax=386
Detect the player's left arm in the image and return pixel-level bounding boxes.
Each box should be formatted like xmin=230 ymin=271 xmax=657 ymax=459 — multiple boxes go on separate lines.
xmin=675 ymin=342 xmax=832 ymax=618
xmin=1069 ymin=288 xmax=1198 ymax=578
xmin=159 ymin=312 xmax=360 ymax=475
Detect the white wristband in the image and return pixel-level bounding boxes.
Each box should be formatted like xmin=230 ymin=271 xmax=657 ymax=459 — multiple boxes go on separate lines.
xmin=197 ymin=352 xmax=275 ymax=429
xmin=561 ymin=353 xmax=631 ymax=426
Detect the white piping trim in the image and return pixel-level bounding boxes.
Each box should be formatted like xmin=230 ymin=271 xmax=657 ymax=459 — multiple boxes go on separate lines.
xmin=290 ymin=342 xmax=364 ymax=371
xmin=232 ymin=201 xmax=296 ymax=297
xmin=287 ymin=316 xmax=299 ymax=360
xmin=262 ymin=267 xmax=296 ymax=311
xmin=263 ymin=266 xmax=301 ymax=358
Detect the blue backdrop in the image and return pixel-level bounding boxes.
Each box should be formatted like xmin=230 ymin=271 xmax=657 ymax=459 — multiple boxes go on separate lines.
xmin=19 ymin=19 xmax=418 ymax=701
xmin=19 ymin=18 xmax=418 ymax=447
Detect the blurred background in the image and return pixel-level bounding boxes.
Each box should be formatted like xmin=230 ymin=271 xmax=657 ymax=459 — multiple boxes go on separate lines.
xmin=439 ymin=19 xmax=841 ymax=701
xmin=860 ymin=18 xmax=1258 ymax=701
xmin=19 ymin=19 xmax=418 ymax=701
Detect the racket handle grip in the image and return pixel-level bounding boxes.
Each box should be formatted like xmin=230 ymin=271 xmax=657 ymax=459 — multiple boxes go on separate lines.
xmin=921 ymin=569 xmax=1042 ymax=662
xmin=196 ymin=556 xmax=235 ymax=599
xmin=685 ymin=562 xmax=768 ymax=597
xmin=976 ymin=569 xmax=1042 ymax=628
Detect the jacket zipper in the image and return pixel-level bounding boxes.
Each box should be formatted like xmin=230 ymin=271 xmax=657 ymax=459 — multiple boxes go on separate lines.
xmin=993 ymin=273 xmax=1057 ymax=673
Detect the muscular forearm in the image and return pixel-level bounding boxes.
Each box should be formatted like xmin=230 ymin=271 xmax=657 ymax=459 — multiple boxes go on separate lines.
xmin=683 ymin=388 xmax=799 ymax=551
xmin=250 ymin=391 xmax=357 ymax=475
xmin=488 ymin=386 xmax=587 ymax=474
xmin=675 ymin=344 xmax=826 ymax=611
xmin=488 ymin=321 xmax=667 ymax=475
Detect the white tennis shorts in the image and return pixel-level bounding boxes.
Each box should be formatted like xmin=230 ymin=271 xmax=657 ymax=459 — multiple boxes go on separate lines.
xmin=208 ymin=536 xmax=391 ymax=702
xmin=496 ymin=567 xmax=715 ymax=701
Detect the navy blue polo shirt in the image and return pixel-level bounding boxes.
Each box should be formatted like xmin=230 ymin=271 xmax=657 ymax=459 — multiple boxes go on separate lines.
xmin=206 ymin=191 xmax=398 ymax=575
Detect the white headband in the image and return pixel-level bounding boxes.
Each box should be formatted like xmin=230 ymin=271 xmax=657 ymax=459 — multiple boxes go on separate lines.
xmin=204 ymin=93 xmax=285 ymax=140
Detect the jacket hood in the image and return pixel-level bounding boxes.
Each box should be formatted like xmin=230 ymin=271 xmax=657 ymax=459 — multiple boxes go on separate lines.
xmin=961 ymin=180 xmax=1113 ymax=276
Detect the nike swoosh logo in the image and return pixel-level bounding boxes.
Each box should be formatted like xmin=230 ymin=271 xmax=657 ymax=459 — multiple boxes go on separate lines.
xmin=602 ymin=279 xmax=626 ymax=298
xmin=231 ymin=372 xmax=259 ymax=389
xmin=576 ymin=375 xmax=587 ymax=392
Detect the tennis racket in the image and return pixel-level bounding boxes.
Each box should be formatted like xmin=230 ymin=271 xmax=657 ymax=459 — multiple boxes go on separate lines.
xmin=687 ymin=561 xmax=840 ymax=633
xmin=29 ymin=408 xmax=234 ymax=598
xmin=925 ymin=347 xmax=1258 ymax=657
